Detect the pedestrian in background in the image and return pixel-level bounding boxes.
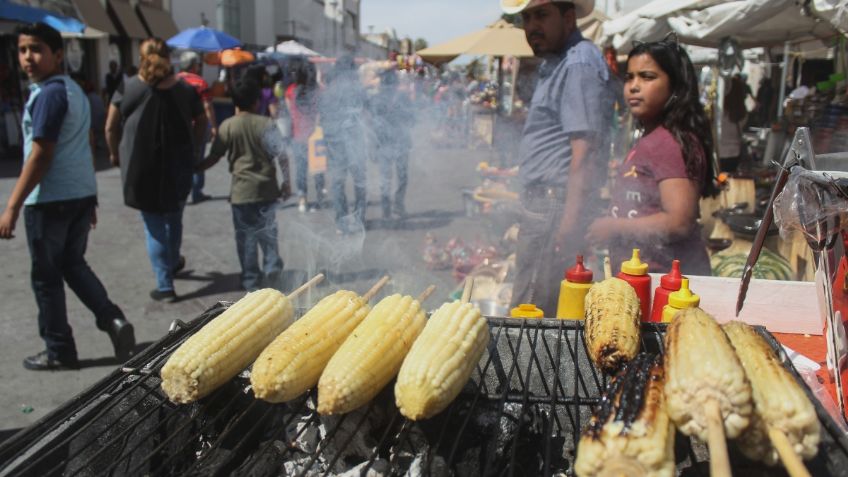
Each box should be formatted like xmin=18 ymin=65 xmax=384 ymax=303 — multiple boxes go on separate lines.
xmin=105 ymin=38 xmax=207 ymax=302
xmin=285 ymin=59 xmax=325 ymax=212
xmin=197 ymin=80 xmax=284 ymax=291
xmin=369 ymin=68 xmax=414 ymax=219
xmin=318 ymin=55 xmax=369 ymax=233
xmin=103 ymin=60 xmax=123 ymax=102
xmin=719 ymin=74 xmax=749 ymax=173
xmin=176 ymin=51 xmax=217 ymax=204
xmin=0 ymin=22 xmax=134 ymax=370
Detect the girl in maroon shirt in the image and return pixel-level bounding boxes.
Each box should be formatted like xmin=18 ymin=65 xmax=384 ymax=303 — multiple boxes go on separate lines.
xmin=587 ymin=37 xmax=718 ymax=276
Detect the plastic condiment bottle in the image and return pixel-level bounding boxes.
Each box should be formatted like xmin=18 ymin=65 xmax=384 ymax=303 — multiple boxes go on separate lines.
xmin=617 ymin=249 xmax=652 ymax=322
xmin=511 ymin=303 xmax=544 ymax=319
xmin=556 ymin=255 xmax=594 ymax=319
xmin=649 ymin=260 xmax=683 ymax=323
xmin=662 ymin=278 xmax=700 ymax=323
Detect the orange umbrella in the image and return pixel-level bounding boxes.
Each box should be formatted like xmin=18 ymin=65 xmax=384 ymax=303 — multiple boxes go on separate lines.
xmin=203 ymin=49 xmax=255 ymax=66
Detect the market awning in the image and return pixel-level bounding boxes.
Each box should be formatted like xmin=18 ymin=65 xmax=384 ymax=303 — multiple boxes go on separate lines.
xmin=72 ymin=0 xmax=117 ymax=36
xmin=107 ymin=0 xmax=146 ymax=39
xmin=136 ymin=4 xmax=178 ymax=39
xmin=0 ymin=1 xmax=84 ymax=33
xmin=417 ymin=19 xmax=533 ymax=65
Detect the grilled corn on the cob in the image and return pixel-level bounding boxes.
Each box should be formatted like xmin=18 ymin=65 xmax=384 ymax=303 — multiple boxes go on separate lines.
xmin=664 ymin=308 xmax=752 ymax=441
xmin=318 ymin=294 xmax=426 ymax=415
xmin=395 ymin=301 xmax=489 ymax=420
xmin=161 ymin=289 xmax=294 ymax=403
xmin=251 ymin=290 xmax=371 ymax=403
xmin=575 ymin=353 xmax=675 ymax=477
xmin=584 ymin=278 xmax=641 ymax=373
xmin=723 ymin=321 xmax=820 ymax=465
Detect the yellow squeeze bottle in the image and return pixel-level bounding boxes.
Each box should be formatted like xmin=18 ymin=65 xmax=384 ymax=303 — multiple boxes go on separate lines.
xmin=661 ymin=278 xmax=700 ymax=323
xmin=511 ymin=304 xmax=544 ymax=319
xmin=556 ymin=255 xmax=594 ymax=319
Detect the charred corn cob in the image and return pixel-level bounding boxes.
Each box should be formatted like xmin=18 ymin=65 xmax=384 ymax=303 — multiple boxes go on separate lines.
xmin=395 ymin=301 xmax=489 ymax=420
xmin=161 ymin=289 xmax=294 ymax=404
xmin=575 ymin=353 xmax=675 ymax=477
xmin=723 ymin=321 xmax=820 ymax=465
xmin=584 ymin=278 xmax=641 ymax=373
xmin=251 ymin=290 xmax=371 ymax=403
xmin=318 ymin=294 xmax=427 ymax=415
xmin=664 ymin=308 xmax=752 ymax=441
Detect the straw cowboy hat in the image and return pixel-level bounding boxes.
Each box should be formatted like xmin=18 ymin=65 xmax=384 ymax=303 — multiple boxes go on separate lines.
xmin=500 ymin=0 xmax=594 ymax=18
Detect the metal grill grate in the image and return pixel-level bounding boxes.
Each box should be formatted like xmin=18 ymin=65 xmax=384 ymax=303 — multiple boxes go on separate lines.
xmin=1 ymin=303 xmax=848 ymax=476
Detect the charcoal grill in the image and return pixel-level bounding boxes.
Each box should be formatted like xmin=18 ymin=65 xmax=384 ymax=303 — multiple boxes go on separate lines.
xmin=1 ymin=302 xmax=847 ymax=476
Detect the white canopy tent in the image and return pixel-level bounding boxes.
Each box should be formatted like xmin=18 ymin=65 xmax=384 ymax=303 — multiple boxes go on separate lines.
xmin=264 ymin=40 xmax=322 ymax=57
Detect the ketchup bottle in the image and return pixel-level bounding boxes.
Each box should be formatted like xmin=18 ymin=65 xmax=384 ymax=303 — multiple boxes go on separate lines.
xmin=617 ymin=249 xmax=652 ymax=322
xmin=556 ymin=255 xmax=594 ymax=319
xmin=650 ymin=260 xmax=683 ymax=323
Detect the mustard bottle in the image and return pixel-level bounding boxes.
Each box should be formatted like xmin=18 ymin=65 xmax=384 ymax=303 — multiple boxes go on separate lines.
xmin=511 ymin=303 xmax=544 ymax=319
xmin=661 ymin=278 xmax=700 ymax=323
xmin=556 ymin=255 xmax=594 ymax=319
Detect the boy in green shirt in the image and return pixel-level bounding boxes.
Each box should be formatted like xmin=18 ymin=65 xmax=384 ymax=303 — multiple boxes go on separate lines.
xmin=197 ymin=80 xmax=283 ymax=291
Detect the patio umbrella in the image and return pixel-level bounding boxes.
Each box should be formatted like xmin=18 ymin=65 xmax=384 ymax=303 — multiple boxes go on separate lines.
xmin=204 ymin=49 xmax=255 ymax=67
xmin=0 ymin=1 xmax=84 ymax=33
xmin=264 ymin=40 xmax=321 ymax=57
xmin=167 ymin=26 xmax=241 ymax=52
xmin=417 ymin=19 xmax=533 ymax=65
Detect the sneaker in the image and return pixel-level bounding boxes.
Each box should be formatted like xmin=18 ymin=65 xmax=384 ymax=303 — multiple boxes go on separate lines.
xmin=106 ymin=318 xmax=136 ymax=362
xmin=297 ymin=197 xmax=307 ymax=213
xmin=23 ymin=351 xmax=80 ymax=371
xmin=150 ymin=289 xmax=178 ymax=303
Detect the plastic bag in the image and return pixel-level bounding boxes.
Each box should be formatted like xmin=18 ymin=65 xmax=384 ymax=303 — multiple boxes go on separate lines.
xmin=773 ymin=168 xmax=848 ymax=250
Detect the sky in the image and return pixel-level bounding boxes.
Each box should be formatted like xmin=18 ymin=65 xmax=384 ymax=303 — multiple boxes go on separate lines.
xmin=360 ymin=0 xmax=653 ymax=46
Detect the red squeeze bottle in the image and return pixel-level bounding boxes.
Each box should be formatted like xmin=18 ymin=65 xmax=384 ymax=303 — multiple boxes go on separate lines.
xmin=650 ymin=260 xmax=683 ymax=323
xmin=617 ymin=249 xmax=652 ymax=322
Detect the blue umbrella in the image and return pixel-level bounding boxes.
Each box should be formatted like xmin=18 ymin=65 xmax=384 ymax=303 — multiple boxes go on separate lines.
xmin=167 ymin=26 xmax=241 ymax=52
xmin=0 ymin=1 xmax=85 ymax=33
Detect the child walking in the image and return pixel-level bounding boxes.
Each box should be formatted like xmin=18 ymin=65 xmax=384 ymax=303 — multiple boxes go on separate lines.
xmin=198 ymin=80 xmax=284 ymax=291
xmin=586 ymin=36 xmax=718 ymax=276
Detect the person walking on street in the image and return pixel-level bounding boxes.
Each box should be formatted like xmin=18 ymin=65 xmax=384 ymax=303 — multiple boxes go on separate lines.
xmin=176 ymin=51 xmax=216 ymax=204
xmin=197 ymin=80 xmax=285 ymax=291
xmin=318 ymin=56 xmax=369 ymax=233
xmin=285 ymin=60 xmax=325 ymax=213
xmin=369 ymin=68 xmax=415 ymax=219
xmin=501 ymin=0 xmax=616 ymax=317
xmin=105 ymin=38 xmax=207 ymax=302
xmin=0 ymin=23 xmax=134 ymax=370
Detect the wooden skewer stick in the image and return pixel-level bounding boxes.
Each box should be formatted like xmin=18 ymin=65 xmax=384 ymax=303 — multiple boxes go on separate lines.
xmin=603 ymin=256 xmax=613 ymax=280
xmin=768 ymin=427 xmax=812 ymax=477
xmin=362 ymin=275 xmax=391 ymax=302
xmin=705 ymin=399 xmax=732 ymax=477
xmin=289 ymin=273 xmax=325 ymax=299
xmin=460 ymin=277 xmax=474 ymax=304
xmin=417 ymin=285 xmax=436 ymax=303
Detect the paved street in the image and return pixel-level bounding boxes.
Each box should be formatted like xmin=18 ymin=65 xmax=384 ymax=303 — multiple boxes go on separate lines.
xmin=0 ymin=132 xmax=501 ymax=435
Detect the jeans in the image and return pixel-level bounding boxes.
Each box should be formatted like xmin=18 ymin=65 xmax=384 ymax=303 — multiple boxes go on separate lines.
xmin=377 ymin=145 xmax=409 ymax=217
xmin=231 ymin=201 xmax=284 ymax=291
xmin=191 ymin=172 xmax=206 ymax=201
xmin=293 ymin=141 xmax=326 ymax=202
xmin=140 ymin=205 xmax=185 ymax=292
xmin=24 ymin=196 xmax=125 ymax=361
xmin=325 ymin=134 xmax=367 ymax=228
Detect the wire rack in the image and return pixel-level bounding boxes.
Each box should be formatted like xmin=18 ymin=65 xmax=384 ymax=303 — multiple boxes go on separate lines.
xmin=1 ymin=303 xmax=847 ymax=477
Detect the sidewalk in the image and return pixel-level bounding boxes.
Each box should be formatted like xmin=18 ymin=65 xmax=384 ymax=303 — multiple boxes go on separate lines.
xmin=0 ymin=142 xmax=498 ymax=432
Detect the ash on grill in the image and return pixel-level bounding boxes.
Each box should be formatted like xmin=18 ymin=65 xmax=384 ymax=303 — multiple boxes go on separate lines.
xmin=1 ymin=305 xmax=848 ymax=477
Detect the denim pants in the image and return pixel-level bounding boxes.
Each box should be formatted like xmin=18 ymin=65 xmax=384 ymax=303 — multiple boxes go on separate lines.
xmin=24 ymin=196 xmax=125 ymax=361
xmin=191 ymin=172 xmax=206 ymax=201
xmin=231 ymin=201 xmax=284 ymax=291
xmin=140 ymin=205 xmax=185 ymax=292
xmin=293 ymin=141 xmax=326 ymax=202
xmin=325 ymin=134 xmax=366 ymax=227
xmin=377 ymin=146 xmax=409 ymax=216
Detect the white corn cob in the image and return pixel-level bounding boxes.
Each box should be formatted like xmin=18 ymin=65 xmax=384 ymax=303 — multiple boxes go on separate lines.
xmin=575 ymin=353 xmax=675 ymax=477
xmin=251 ymin=290 xmax=371 ymax=403
xmin=723 ymin=321 xmax=820 ymax=465
xmin=663 ymin=308 xmax=752 ymax=441
xmin=318 ymin=294 xmax=426 ymax=415
xmin=395 ymin=301 xmax=489 ymax=420
xmin=161 ymin=289 xmax=294 ymax=404
xmin=584 ymin=278 xmax=641 ymax=374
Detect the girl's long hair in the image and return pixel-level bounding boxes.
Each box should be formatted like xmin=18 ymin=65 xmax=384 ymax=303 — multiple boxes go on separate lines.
xmin=628 ymin=39 xmax=718 ymax=198
xmin=139 ymin=38 xmax=171 ymax=84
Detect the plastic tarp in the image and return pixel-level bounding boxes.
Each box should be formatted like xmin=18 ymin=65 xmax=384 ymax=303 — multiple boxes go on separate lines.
xmin=602 ymin=0 xmax=843 ymax=53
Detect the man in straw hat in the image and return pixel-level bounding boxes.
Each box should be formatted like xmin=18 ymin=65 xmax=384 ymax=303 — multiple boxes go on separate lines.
xmin=501 ymin=0 xmax=616 ymax=316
